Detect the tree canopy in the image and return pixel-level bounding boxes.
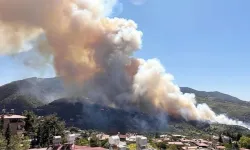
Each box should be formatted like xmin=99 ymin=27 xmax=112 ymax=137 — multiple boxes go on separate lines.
xmin=168 ymin=145 xmax=178 ymax=150
xmin=23 ymin=110 xmax=38 ymax=136
xmin=36 ymin=114 xmax=65 ymax=147
xmin=239 ymin=136 xmax=250 ymax=149
xmin=75 ymin=138 xmax=89 ymax=146
xmin=0 ymin=134 xmax=7 ymax=150
xmin=8 ymin=135 xmax=30 ymax=150
xmin=0 ymin=115 xmax=4 ymax=134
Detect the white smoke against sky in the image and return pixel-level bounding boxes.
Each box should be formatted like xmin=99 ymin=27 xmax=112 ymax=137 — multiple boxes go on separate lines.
xmin=0 ymin=0 xmax=249 ymax=130
xmin=133 ymin=59 xmax=250 ymax=129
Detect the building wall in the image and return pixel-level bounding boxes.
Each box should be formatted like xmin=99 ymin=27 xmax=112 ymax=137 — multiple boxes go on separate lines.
xmin=2 ymin=118 xmax=25 ymax=135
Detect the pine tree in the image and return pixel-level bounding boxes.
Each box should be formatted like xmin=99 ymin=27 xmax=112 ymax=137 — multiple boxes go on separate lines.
xmin=229 ymin=138 xmax=232 ymax=144
xmin=5 ymin=124 xmax=11 ymax=149
xmin=37 ymin=114 xmax=65 ymax=147
xmin=218 ymin=134 xmax=223 ymax=143
xmin=236 ymin=133 xmax=242 ymax=141
xmin=233 ymin=142 xmax=239 ymax=150
xmin=154 ymin=132 xmax=160 ymax=138
xmin=23 ymin=111 xmax=37 ymax=136
xmin=36 ymin=124 xmax=42 ymax=147
xmin=0 ymin=115 xmax=4 ymax=133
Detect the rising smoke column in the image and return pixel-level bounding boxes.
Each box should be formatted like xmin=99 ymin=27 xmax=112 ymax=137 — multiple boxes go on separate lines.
xmin=133 ymin=59 xmax=250 ymax=129
xmin=0 ymin=0 xmax=249 ymax=129
xmin=0 ymin=0 xmax=142 ymax=84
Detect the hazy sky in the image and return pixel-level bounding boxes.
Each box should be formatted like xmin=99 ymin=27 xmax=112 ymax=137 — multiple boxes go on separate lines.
xmin=1 ymin=0 xmax=250 ymax=101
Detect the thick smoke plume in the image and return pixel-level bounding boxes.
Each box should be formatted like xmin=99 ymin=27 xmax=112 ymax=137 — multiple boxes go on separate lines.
xmin=0 ymin=0 xmax=249 ymax=129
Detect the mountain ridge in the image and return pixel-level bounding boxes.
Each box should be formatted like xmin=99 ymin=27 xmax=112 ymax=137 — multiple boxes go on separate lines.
xmin=0 ymin=77 xmax=65 ymax=112
xmin=1 ymin=77 xmax=248 ymax=103
xmin=0 ymin=77 xmax=249 ymax=110
xmin=180 ymin=87 xmax=244 ymax=102
xmin=0 ymin=77 xmax=249 ymax=130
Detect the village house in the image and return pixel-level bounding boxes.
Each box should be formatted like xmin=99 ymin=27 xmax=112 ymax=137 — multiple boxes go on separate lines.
xmin=160 ymin=134 xmax=169 ymax=138
xmin=180 ymin=138 xmax=192 ymax=145
xmin=0 ymin=109 xmax=26 ymax=135
xmin=162 ymin=137 xmax=171 ymax=142
xmin=96 ymin=133 xmax=110 ymax=141
xmin=153 ymin=138 xmax=163 ymax=143
xmin=216 ymin=145 xmax=226 ymax=150
xmin=109 ymin=135 xmax=127 ymax=150
xmin=126 ymin=135 xmax=137 ymax=143
xmin=118 ymin=134 xmax=127 ymax=142
xmin=195 ymin=142 xmax=209 ymax=149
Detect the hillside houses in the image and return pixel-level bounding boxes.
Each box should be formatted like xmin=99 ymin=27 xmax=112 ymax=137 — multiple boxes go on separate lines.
xmin=150 ymin=134 xmax=232 ymax=150
xmin=26 ymin=130 xmax=250 ymax=150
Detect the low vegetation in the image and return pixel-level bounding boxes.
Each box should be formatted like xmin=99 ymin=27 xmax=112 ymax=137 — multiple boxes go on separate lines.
xmin=0 ymin=128 xmax=30 ymax=150
xmin=128 ymin=143 xmax=136 ymax=150
xmin=75 ymin=138 xmax=89 ymax=146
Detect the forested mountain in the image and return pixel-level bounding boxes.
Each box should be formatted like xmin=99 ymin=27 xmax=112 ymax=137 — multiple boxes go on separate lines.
xmin=0 ymin=77 xmax=249 ymax=134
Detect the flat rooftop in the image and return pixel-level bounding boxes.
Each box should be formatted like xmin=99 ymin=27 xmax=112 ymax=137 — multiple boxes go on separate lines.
xmin=74 ymin=146 xmax=108 ymax=150
xmin=1 ymin=114 xmax=26 ymax=119
xmin=168 ymin=142 xmax=184 ymax=145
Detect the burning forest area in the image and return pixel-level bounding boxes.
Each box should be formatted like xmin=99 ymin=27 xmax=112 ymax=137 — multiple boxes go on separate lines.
xmin=0 ymin=0 xmax=250 ymax=137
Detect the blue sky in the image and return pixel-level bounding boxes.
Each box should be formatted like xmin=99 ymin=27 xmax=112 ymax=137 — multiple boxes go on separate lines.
xmin=1 ymin=0 xmax=250 ymax=100
xmin=121 ymin=0 xmax=250 ymax=100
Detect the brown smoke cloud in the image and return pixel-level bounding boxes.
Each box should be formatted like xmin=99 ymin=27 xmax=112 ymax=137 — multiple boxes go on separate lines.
xmin=0 ymin=0 xmax=249 ymax=129
xmin=125 ymin=58 xmax=140 ymax=78
xmin=0 ymin=0 xmax=142 ymax=84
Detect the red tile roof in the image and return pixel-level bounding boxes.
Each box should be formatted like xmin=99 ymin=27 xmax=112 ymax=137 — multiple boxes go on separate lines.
xmin=119 ymin=135 xmax=126 ymax=139
xmin=74 ymin=146 xmax=108 ymax=150
xmin=195 ymin=142 xmax=208 ymax=147
xmin=216 ymin=146 xmax=225 ymax=149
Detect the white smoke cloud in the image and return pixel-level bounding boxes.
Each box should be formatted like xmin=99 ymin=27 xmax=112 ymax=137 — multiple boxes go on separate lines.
xmin=133 ymin=59 xmax=250 ymax=129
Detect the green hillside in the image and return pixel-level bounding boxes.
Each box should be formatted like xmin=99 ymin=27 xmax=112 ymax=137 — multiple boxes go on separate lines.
xmin=35 ymin=98 xmax=250 ymax=136
xmin=0 ymin=77 xmax=249 ymax=133
xmin=196 ymin=96 xmax=250 ymax=122
xmin=0 ymin=77 xmax=65 ymax=113
xmin=180 ymin=87 xmax=244 ymax=102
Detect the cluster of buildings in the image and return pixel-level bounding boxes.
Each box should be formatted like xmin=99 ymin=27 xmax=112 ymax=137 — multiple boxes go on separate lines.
xmin=29 ymin=133 xmax=105 ymax=150
xmin=153 ymin=134 xmax=248 ymax=150
xmin=1 ymin=109 xmax=249 ymax=150
xmin=29 ymin=132 xmax=149 ymax=150
xmin=108 ymin=133 xmax=148 ymax=150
